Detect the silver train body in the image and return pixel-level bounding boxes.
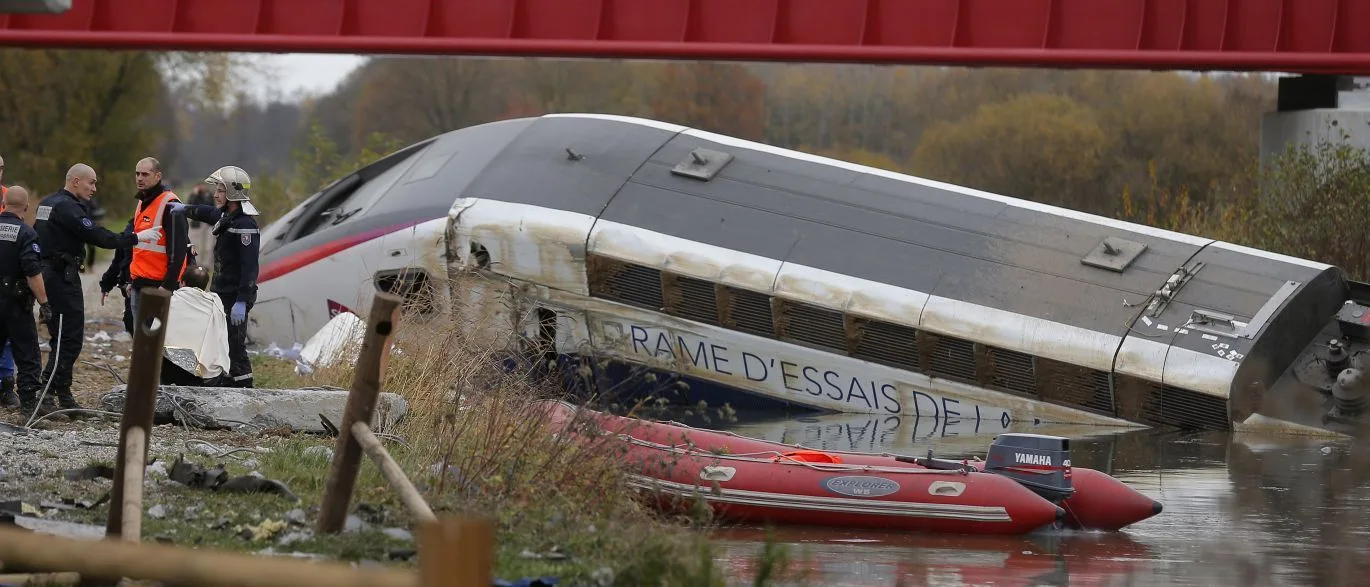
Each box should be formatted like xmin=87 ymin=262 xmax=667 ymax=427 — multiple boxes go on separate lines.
xmin=253 ymin=113 xmax=1370 ymax=436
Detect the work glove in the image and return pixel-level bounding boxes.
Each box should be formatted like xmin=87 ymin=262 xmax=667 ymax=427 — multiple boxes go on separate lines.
xmin=168 ymin=202 xmax=187 ymax=214
xmin=231 ymin=301 xmax=246 ymax=326
xmin=38 ymin=303 xmax=52 ymax=324
xmin=135 ymin=227 xmax=161 ymax=242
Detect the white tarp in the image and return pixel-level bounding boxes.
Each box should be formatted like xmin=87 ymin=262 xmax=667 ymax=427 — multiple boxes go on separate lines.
xmin=164 ymin=288 xmax=232 ymax=379
xmin=297 ymin=311 xmax=366 ymax=374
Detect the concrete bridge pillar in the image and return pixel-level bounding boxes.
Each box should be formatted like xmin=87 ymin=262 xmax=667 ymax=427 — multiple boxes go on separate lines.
xmin=1261 ymin=75 xmax=1370 ymax=165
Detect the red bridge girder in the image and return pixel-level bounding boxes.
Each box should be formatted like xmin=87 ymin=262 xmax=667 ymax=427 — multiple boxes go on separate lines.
xmin=1 ymin=0 xmax=1369 ymax=74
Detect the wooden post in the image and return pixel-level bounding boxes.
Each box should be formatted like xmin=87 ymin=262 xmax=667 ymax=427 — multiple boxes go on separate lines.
xmin=353 ymin=421 xmax=437 ymax=524
xmin=0 ymin=525 xmax=416 ymax=587
xmin=120 ymin=426 xmax=147 ymax=542
xmin=317 ymin=292 xmax=403 ymax=534
xmin=418 ymin=515 xmax=494 ymax=587
xmin=106 ymin=287 xmax=170 ymax=539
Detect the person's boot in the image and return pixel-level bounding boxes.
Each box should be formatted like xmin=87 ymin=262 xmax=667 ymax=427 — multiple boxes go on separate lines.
xmin=19 ymin=395 xmax=69 ymax=424
xmin=0 ymin=378 xmax=18 ymax=410
xmin=56 ymin=391 xmax=87 ymax=418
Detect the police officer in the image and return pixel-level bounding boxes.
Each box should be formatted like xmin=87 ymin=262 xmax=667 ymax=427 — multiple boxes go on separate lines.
xmin=126 ymin=157 xmax=190 ymax=321
xmin=169 ymin=166 xmax=259 ymax=388
xmin=0 ymin=188 xmax=59 ymax=419
xmin=36 ymin=163 xmax=160 ymax=412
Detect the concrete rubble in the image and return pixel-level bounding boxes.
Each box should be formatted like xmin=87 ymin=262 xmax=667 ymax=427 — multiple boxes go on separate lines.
xmin=98 ymin=385 xmax=409 ymax=434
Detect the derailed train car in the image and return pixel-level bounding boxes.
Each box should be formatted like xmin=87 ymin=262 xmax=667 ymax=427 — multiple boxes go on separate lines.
xmin=253 ymin=113 xmax=1370 ymax=436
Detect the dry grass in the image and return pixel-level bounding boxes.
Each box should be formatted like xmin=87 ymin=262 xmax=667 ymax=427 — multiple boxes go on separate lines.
xmin=274 ymin=273 xmax=796 ymax=585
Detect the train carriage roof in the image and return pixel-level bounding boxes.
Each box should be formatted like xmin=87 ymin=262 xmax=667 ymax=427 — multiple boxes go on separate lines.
xmin=461 ymin=113 xmax=1336 ymax=343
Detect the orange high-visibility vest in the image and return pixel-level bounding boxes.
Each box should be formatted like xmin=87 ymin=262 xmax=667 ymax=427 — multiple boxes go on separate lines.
xmin=1 ymin=185 xmax=8 ymax=213
xmin=130 ymin=190 xmax=188 ymax=282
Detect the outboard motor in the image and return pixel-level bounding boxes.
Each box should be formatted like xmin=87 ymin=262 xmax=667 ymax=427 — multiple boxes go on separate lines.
xmin=985 ymin=433 xmax=1075 ymax=503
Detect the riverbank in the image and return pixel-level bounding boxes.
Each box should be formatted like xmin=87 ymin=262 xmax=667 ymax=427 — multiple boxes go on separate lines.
xmin=0 ymin=269 xmax=798 ymax=585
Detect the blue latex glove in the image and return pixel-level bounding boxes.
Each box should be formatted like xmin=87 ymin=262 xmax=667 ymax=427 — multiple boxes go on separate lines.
xmin=168 ymin=202 xmax=188 ymax=214
xmin=231 ymin=301 xmax=246 ymax=326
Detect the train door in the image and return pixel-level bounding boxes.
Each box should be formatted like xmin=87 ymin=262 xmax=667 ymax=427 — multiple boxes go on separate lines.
xmin=521 ymin=304 xmax=592 ymax=393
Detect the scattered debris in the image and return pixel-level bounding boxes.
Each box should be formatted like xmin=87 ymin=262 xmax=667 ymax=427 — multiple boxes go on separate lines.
xmin=518 ymin=546 xmax=570 ymax=561
xmin=237 ymin=518 xmax=287 ymax=541
xmin=62 ymin=464 xmax=114 ymax=482
xmin=167 ymin=455 xmax=301 ymax=502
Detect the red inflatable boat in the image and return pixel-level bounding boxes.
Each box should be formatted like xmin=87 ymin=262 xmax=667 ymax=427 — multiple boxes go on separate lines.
xmin=538 ymin=400 xmax=1161 ymax=535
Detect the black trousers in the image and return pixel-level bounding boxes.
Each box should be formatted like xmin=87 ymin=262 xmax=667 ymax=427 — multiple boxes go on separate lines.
xmin=40 ymin=266 xmax=83 ymax=395
xmin=217 ymin=291 xmax=254 ymax=388
xmin=0 ymin=299 xmax=43 ymax=402
xmin=121 ymin=288 xmax=133 ymax=335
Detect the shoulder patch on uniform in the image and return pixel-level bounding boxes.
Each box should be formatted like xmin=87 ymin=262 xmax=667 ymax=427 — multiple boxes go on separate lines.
xmin=241 ymin=233 xmax=253 ymax=246
xmin=81 ymin=217 xmax=93 ymax=229
xmin=31 ymin=243 xmax=40 ymax=253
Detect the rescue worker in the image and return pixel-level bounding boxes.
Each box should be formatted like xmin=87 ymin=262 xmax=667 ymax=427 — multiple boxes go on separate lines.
xmin=126 ymin=157 xmax=190 ymax=321
xmin=0 ymin=187 xmax=59 ymax=420
xmin=169 ymin=166 xmax=259 ymax=388
xmin=35 ymin=163 xmax=161 ymax=412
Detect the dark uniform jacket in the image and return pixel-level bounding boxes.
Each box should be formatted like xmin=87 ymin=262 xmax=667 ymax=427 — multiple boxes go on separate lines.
xmin=0 ymin=211 xmax=43 ymax=300
xmin=182 ymin=205 xmax=259 ymax=303
xmin=34 ymin=189 xmax=137 ymax=276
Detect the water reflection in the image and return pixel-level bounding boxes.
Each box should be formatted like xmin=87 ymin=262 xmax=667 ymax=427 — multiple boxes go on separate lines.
xmin=718 ymin=411 xmax=1133 ymax=455
xmin=699 ymin=412 xmax=1370 ymax=586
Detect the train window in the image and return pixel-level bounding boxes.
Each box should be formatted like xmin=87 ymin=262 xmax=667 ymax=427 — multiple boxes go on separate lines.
xmin=850 ymin=317 xmax=922 ymax=373
xmin=774 ymin=299 xmax=849 ymax=355
xmin=1035 ymin=358 xmax=1113 ymax=414
xmin=288 ymin=141 xmax=430 ymax=241
xmin=718 ymin=285 xmax=776 ymax=339
xmin=984 ymin=346 xmax=1037 ymax=397
xmin=919 ymin=331 xmax=978 ymax=385
xmin=661 ymin=272 xmax=720 ymax=325
xmin=586 ymin=254 xmax=664 ymax=311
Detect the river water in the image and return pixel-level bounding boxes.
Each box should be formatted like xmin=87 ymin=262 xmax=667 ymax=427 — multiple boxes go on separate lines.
xmin=696 ymin=411 xmax=1370 ymax=586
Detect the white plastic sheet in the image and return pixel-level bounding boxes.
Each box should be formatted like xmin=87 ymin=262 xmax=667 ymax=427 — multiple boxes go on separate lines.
xmin=164 ymin=288 xmax=232 ymax=379
xmin=296 ymin=311 xmax=366 ymax=374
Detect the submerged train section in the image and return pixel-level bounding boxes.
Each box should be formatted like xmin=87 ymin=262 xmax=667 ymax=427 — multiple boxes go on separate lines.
xmin=256 ymin=112 xmax=1370 ymax=437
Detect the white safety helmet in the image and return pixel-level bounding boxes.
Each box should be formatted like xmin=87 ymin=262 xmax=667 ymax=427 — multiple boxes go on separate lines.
xmin=205 ymin=165 xmax=258 ymax=216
